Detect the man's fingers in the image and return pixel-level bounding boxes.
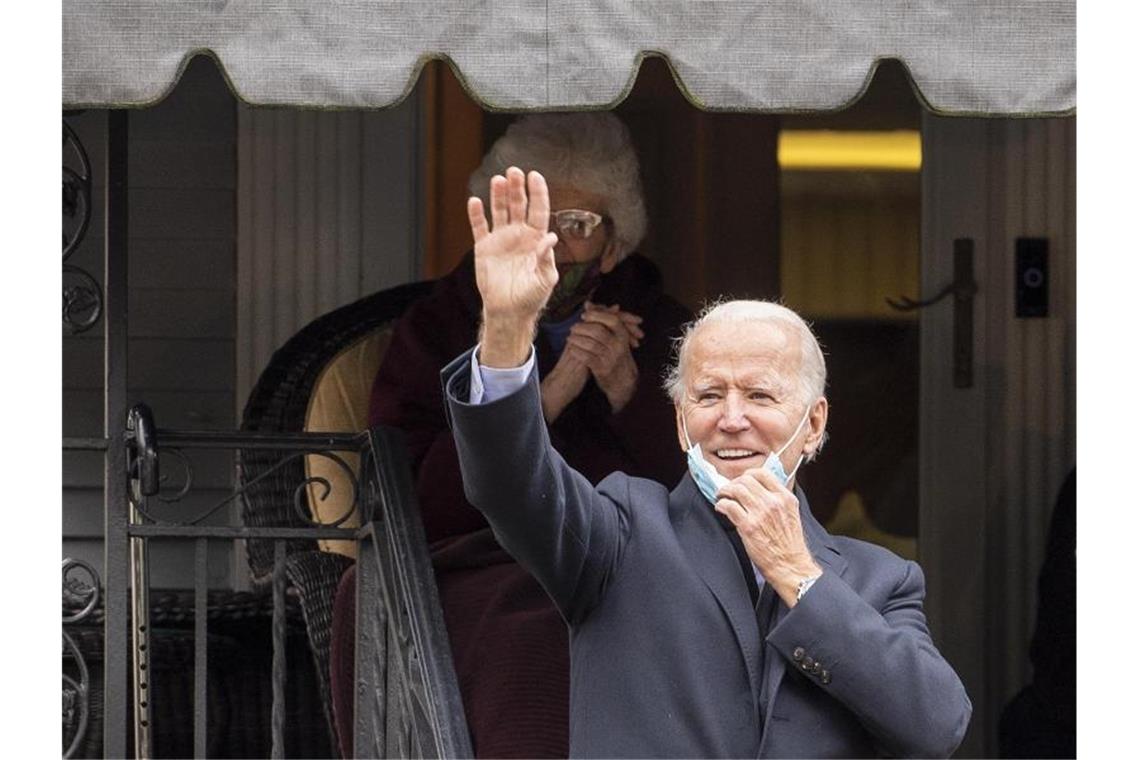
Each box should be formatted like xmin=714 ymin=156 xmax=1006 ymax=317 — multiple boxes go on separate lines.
xmin=714 ymin=498 xmax=747 ymax=526
xmin=526 ymin=170 xmax=551 ymax=230
xmin=742 ymin=466 xmax=792 ymax=497
xmin=489 ymin=174 xmax=509 ymax=228
xmin=506 ymin=167 xmax=527 ymax=224
xmin=467 ymin=197 xmax=489 ymax=243
xmin=538 ymin=232 xmax=560 ymax=284
xmin=718 ymin=481 xmax=760 ymax=511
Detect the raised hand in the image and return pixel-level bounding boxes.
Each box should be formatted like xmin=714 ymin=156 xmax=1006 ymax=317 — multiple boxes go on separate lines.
xmin=469 ymin=167 xmax=560 ymax=367
xmin=469 ymin=167 xmax=560 ymax=317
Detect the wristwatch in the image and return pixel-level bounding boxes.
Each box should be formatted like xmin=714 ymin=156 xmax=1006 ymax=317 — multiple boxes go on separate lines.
xmin=796 ymin=572 xmax=822 ymax=601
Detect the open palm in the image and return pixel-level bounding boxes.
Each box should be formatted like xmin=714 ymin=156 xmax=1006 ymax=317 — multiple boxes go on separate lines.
xmin=468 ymin=167 xmax=560 ymax=320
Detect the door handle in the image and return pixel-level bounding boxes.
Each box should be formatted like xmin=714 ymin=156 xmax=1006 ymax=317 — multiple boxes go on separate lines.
xmin=887 ymin=239 xmax=977 ymax=388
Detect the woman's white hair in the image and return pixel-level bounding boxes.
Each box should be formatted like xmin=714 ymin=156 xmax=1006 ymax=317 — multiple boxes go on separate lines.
xmin=663 ymin=300 xmax=829 ymax=458
xmin=467 ymin=112 xmax=648 ymax=258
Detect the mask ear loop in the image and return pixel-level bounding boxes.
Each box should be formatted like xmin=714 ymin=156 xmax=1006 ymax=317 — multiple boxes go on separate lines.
xmin=774 ymin=404 xmax=814 ymax=485
xmin=680 ymin=405 xmax=695 ymax=449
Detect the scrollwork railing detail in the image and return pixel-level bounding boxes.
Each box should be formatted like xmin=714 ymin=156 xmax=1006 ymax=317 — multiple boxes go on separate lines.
xmin=124 ymin=403 xmax=367 ymax=530
xmin=62 ymin=558 xmax=100 ymax=759
xmin=63 ymin=116 xmax=102 ymax=335
xmin=129 ymin=446 xmax=363 ymax=528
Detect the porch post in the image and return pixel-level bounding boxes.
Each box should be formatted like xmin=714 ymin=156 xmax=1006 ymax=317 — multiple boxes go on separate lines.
xmin=103 ymin=108 xmax=130 ymax=759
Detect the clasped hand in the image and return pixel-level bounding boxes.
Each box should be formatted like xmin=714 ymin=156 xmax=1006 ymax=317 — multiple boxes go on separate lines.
xmin=543 ymin=302 xmax=645 ymax=420
xmin=715 ymin=467 xmax=822 ymax=607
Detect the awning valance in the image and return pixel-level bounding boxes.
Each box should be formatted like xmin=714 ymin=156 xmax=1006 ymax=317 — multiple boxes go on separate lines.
xmin=63 ymin=0 xmax=1074 ymax=115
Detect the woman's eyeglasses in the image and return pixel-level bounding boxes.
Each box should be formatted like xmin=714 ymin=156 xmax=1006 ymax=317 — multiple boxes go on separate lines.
xmin=550 ymin=209 xmax=607 ymax=241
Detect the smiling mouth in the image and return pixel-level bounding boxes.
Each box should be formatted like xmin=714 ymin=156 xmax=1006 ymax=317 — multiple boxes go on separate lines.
xmin=714 ymin=449 xmax=763 ymax=461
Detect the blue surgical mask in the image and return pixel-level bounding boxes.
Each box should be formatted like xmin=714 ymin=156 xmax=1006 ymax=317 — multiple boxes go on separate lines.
xmin=681 ymin=405 xmax=812 ymax=505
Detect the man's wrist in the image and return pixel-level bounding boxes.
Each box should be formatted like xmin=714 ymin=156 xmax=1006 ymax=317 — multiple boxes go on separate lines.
xmin=773 ymin=560 xmax=823 ymax=607
xmin=479 ymin=312 xmax=538 ymax=368
xmin=795 ymin=572 xmax=822 ymax=601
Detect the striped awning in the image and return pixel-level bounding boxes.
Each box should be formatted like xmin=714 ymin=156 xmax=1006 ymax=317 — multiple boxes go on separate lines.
xmin=63 ymin=0 xmax=1074 ymax=115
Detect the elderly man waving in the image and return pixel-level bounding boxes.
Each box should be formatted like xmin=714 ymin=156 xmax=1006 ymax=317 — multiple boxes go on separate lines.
xmin=442 ymin=167 xmax=971 ymax=758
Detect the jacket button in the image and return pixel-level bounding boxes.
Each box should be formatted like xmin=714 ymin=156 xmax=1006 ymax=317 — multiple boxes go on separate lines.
xmin=801 ymin=656 xmax=815 ymax=671
xmin=821 ymin=670 xmax=831 ymax=685
xmin=792 ymin=647 xmax=805 ymax=662
xmin=811 ymin=662 xmax=822 ymax=675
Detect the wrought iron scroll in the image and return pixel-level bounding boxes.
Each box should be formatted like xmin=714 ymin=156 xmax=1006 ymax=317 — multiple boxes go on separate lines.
xmin=63 ymin=558 xmax=100 ymax=759
xmin=63 ymin=116 xmax=102 ymax=334
xmin=126 ymin=404 xmax=365 ymax=529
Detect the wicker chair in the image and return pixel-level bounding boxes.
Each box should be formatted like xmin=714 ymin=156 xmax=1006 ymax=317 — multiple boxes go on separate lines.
xmin=237 ymin=279 xmax=435 ymax=752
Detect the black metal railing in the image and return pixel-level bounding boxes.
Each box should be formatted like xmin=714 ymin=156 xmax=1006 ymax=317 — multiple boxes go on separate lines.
xmin=129 ymin=404 xmax=469 ymax=758
xmin=63 ymin=401 xmax=470 ymax=758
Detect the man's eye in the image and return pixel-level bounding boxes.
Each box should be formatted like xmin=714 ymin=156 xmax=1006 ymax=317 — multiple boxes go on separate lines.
xmin=748 ymin=392 xmax=771 ymax=401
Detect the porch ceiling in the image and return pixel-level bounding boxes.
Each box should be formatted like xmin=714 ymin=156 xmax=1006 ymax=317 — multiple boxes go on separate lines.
xmin=63 ymin=0 xmax=1074 ymax=116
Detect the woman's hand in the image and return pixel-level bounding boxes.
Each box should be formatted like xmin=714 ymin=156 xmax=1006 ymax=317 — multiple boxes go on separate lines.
xmin=540 ymin=349 xmax=591 ymax=423
xmin=565 ymin=303 xmax=644 ymax=413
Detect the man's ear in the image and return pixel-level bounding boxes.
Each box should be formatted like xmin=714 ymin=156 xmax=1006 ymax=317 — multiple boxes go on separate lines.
xmin=674 ymin=403 xmax=689 ymax=453
xmin=599 ymin=240 xmax=621 ymax=274
xmin=802 ymin=397 xmax=829 ymax=460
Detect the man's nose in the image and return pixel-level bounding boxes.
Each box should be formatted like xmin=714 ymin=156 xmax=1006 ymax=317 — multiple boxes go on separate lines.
xmin=717 ymin=396 xmax=750 ymax=432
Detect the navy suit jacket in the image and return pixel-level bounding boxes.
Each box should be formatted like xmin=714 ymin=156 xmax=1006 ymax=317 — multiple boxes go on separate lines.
xmin=443 ymin=350 xmax=971 ymax=758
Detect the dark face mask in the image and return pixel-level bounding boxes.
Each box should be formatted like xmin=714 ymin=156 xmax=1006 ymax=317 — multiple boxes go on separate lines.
xmin=545 ymin=258 xmax=604 ymax=321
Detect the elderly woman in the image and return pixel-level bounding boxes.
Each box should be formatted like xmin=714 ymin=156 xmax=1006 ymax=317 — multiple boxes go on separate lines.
xmin=367 ymin=113 xmax=690 ymax=757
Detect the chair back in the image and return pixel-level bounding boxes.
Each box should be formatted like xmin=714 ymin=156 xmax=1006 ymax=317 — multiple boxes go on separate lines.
xmin=239 ymin=279 xmax=434 ymax=583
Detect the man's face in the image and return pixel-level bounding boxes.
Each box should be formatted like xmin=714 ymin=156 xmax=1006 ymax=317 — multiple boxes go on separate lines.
xmin=547 ymin=184 xmax=619 ymax=273
xmin=674 ymin=319 xmax=828 ymax=483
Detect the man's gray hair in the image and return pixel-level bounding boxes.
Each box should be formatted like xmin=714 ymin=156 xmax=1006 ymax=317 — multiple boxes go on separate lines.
xmin=663 ymin=300 xmax=829 ymax=456
xmin=467 ymin=112 xmax=648 ymax=258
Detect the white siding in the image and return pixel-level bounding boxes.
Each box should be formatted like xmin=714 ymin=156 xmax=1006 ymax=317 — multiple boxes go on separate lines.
xmin=235 ymin=102 xmax=421 ymax=408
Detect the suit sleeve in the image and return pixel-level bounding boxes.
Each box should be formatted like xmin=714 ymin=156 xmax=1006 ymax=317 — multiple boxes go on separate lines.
xmin=766 ymin=561 xmax=972 ymax=758
xmin=443 ymin=349 xmax=628 ymax=624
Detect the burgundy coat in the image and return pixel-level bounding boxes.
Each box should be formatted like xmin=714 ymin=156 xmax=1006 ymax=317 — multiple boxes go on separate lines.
xmin=368 ymin=251 xmax=690 ymax=757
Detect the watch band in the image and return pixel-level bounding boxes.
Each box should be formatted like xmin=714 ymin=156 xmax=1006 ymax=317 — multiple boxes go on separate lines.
xmin=796 ymin=573 xmax=822 ymax=601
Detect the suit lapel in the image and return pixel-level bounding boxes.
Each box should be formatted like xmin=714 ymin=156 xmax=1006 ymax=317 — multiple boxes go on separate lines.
xmin=758 ymin=486 xmax=848 ymax=755
xmin=671 ymin=476 xmax=763 ymax=712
